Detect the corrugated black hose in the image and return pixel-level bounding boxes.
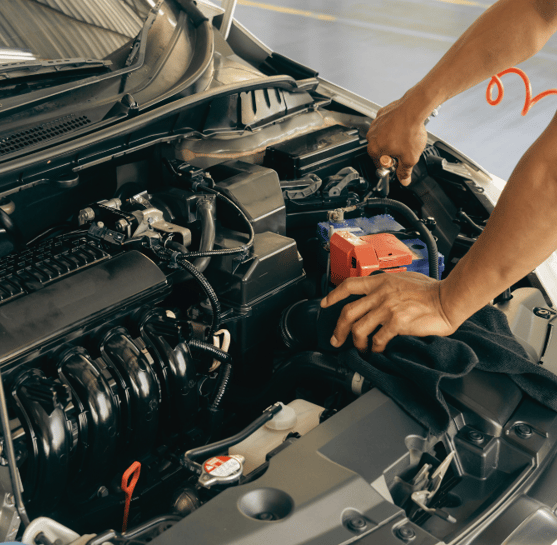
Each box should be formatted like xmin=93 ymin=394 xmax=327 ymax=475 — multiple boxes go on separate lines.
xmin=187 ymin=340 xmax=233 ymax=410
xmin=153 ymin=244 xmax=221 ymax=338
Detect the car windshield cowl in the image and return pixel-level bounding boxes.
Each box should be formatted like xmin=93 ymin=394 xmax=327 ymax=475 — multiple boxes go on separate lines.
xmin=0 ymin=58 xmax=113 ymax=80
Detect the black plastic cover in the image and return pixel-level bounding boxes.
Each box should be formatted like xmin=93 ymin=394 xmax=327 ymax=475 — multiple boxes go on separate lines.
xmin=0 ymin=250 xmax=168 ymax=367
xmin=264 ymin=125 xmax=367 ymax=180
xmin=206 ymin=230 xmax=305 ymax=366
xmin=208 ymin=230 xmax=304 ymax=306
xmin=209 ymin=161 xmax=286 ymax=236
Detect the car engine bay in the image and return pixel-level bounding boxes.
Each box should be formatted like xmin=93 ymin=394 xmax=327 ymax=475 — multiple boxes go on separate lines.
xmin=0 ymin=41 xmax=557 ymax=543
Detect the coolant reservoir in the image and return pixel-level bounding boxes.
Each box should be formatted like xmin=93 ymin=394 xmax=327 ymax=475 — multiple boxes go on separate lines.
xmin=229 ymin=399 xmax=324 ymax=475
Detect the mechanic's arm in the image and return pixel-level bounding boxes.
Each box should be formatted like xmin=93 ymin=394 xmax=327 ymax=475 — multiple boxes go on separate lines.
xmin=368 ymin=0 xmax=557 ymax=184
xmin=322 ymin=110 xmax=557 ymax=352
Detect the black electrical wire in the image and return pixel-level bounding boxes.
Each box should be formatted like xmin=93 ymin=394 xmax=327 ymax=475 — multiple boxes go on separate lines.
xmin=456 ymin=209 xmax=484 ymax=236
xmin=153 ymin=245 xmax=221 ymax=338
xmin=184 ymin=186 xmax=255 ymax=259
xmin=210 ymin=363 xmax=232 ymax=410
xmin=187 ymin=340 xmax=233 ymax=364
xmin=362 ymin=199 xmax=439 ymax=280
xmin=185 ymin=340 xmax=233 ymax=410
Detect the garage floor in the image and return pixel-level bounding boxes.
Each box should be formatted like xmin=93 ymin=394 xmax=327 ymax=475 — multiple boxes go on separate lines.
xmin=223 ymin=0 xmax=557 ymax=181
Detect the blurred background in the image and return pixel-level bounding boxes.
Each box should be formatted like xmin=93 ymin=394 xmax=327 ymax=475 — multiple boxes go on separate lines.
xmin=217 ymin=0 xmax=557 ymax=181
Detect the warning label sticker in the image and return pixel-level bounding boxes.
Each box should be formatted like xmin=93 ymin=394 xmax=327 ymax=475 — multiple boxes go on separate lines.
xmin=203 ymin=456 xmax=241 ymax=477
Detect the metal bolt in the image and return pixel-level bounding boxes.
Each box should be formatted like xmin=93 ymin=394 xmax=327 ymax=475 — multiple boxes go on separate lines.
xmin=534 ymin=307 xmax=555 ymax=319
xmin=346 ymin=517 xmax=367 ymax=532
xmin=147 ymin=217 xmax=155 ymax=225
xmin=115 ymin=218 xmax=128 ymax=232
xmin=97 ymin=486 xmax=109 ymax=498
xmin=97 ymin=221 xmax=104 ymax=228
xmin=257 ymin=512 xmax=275 ymax=521
xmin=515 ymin=423 xmax=533 ymax=439
xmin=467 ymin=430 xmax=484 ymax=444
xmin=396 ymin=526 xmax=416 ymax=541
xmin=5 ymin=493 xmax=14 ymax=506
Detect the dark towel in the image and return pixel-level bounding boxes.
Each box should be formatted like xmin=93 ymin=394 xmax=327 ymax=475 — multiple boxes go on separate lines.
xmin=338 ymin=305 xmax=557 ymax=435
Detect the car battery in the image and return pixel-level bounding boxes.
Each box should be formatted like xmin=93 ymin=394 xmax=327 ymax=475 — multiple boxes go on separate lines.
xmin=317 ymin=214 xmax=404 ymax=244
xmin=330 ymin=232 xmax=412 ymax=285
xmin=403 ymin=238 xmax=445 ymax=278
xmin=329 ymin=231 xmax=445 ymax=285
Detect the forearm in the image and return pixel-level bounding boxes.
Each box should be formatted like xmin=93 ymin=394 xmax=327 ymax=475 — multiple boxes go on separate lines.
xmin=440 ymin=111 xmax=557 ymax=325
xmin=404 ymin=0 xmax=557 ymax=121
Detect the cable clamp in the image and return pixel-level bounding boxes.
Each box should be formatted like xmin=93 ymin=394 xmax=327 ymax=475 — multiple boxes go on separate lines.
xmin=167 ymin=250 xmax=182 ymax=269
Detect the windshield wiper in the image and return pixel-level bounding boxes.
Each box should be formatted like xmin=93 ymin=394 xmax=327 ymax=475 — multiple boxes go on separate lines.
xmin=0 ymin=58 xmax=112 ymax=81
xmin=123 ymin=0 xmax=164 ymax=68
xmin=0 ymin=0 xmax=163 ymax=115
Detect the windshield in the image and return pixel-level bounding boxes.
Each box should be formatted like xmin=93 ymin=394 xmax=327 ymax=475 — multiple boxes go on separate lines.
xmin=0 ymin=0 xmax=158 ymax=65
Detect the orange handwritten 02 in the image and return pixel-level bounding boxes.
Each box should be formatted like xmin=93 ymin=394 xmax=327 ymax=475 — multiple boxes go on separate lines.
xmin=486 ymin=67 xmax=557 ymax=116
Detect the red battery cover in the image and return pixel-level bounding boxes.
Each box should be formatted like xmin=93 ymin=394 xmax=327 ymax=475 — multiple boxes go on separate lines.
xmin=330 ymin=231 xmax=413 ymax=285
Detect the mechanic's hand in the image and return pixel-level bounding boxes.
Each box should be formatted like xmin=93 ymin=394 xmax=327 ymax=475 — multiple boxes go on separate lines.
xmin=320 ymin=272 xmax=458 ymax=353
xmin=367 ymin=96 xmax=429 ymax=186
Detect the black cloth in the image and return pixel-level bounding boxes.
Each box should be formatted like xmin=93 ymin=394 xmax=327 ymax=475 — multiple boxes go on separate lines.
xmin=338 ymin=305 xmax=557 ymax=435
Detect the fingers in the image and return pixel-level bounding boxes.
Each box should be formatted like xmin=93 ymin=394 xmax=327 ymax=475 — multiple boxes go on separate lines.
xmin=329 ymin=294 xmax=381 ymax=348
xmin=370 ymin=322 xmax=398 ymax=353
xmin=349 ymin=310 xmax=385 ymax=352
xmin=396 ymin=160 xmax=414 ymax=186
xmin=321 ymin=276 xmax=381 ymax=308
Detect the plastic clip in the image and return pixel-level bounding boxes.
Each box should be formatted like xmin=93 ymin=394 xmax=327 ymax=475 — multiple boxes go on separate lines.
xmin=168 ymin=251 xmax=182 ymax=269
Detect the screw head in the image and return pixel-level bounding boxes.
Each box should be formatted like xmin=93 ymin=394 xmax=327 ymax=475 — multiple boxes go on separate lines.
xmin=396 ymin=526 xmax=416 ymax=540
xmin=257 ymin=512 xmax=275 ymax=521
xmin=97 ymin=486 xmax=109 ymax=498
xmin=515 ymin=423 xmax=533 ymax=439
xmin=346 ymin=517 xmax=367 ymax=532
xmin=534 ymin=307 xmax=554 ymax=319
xmin=467 ymin=430 xmax=484 ymax=444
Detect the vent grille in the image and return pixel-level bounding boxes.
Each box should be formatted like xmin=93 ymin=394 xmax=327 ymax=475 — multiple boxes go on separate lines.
xmin=0 ymin=115 xmax=91 ymax=156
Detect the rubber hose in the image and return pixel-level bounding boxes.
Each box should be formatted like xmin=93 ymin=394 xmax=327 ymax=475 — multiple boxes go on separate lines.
xmin=166 ymin=240 xmax=189 ymax=254
xmin=0 ymin=208 xmax=24 ymax=251
xmin=166 ymin=201 xmax=215 ymax=282
xmin=185 ymin=188 xmax=255 ymax=258
xmin=184 ymin=404 xmax=282 ymax=463
xmin=192 ymin=199 xmax=216 ymax=273
xmin=364 ymin=199 xmax=439 ymax=279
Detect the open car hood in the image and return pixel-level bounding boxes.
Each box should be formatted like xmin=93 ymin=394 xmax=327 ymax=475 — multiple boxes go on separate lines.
xmin=0 ymin=2 xmax=556 ymax=545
